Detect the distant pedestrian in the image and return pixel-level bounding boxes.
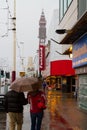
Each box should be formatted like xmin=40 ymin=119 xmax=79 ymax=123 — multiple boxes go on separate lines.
xmin=27 ymin=81 xmax=46 ymax=130
xmin=4 ymin=90 xmax=28 ymax=130
xmin=42 ymin=80 xmax=47 ymax=92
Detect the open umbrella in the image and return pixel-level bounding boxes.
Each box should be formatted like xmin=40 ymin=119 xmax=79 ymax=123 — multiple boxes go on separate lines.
xmin=10 ymin=77 xmax=38 ymax=92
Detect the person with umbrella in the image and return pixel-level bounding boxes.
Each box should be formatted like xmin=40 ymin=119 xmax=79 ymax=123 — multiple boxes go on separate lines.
xmin=27 ymin=81 xmax=47 ymax=130
xmin=4 ymin=86 xmax=28 ymax=130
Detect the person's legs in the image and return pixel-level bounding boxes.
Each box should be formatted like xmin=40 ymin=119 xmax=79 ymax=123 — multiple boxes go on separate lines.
xmin=8 ymin=112 xmax=16 ymax=130
xmin=36 ymin=111 xmax=44 ymax=130
xmin=30 ymin=112 xmax=36 ymax=130
xmin=17 ymin=124 xmax=22 ymax=130
xmin=16 ymin=113 xmax=23 ymax=130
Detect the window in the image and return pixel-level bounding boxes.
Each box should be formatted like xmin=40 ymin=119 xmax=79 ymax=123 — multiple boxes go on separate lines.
xmin=64 ymin=0 xmax=67 ymax=13
xmin=60 ymin=0 xmax=63 ymax=20
xmin=59 ymin=0 xmax=73 ymax=21
xmin=68 ymin=0 xmax=72 ymax=6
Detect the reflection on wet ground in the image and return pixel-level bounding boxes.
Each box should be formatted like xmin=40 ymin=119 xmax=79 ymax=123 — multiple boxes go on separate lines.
xmin=42 ymin=90 xmax=87 ymax=130
xmin=46 ymin=91 xmax=72 ymax=130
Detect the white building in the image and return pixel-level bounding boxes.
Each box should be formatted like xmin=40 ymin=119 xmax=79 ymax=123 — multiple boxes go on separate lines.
xmin=26 ymin=57 xmax=35 ymax=77
xmin=42 ymin=9 xmax=75 ymax=92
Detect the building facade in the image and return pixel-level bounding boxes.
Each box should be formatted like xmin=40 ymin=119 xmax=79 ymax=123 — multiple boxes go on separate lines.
xmin=26 ymin=57 xmax=35 ymax=77
xmin=43 ymin=9 xmax=75 ymax=92
xmin=58 ymin=0 xmax=87 ymax=111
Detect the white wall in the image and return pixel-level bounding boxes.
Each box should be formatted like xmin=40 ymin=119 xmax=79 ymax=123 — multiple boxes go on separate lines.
xmin=58 ymin=0 xmax=78 ymax=53
xmin=58 ymin=0 xmax=78 ymax=43
xmin=47 ymin=9 xmax=70 ymax=61
xmin=42 ymin=9 xmax=71 ymax=77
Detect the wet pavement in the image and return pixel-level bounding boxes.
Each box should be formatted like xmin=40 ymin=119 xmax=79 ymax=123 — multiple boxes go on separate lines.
xmin=44 ymin=90 xmax=87 ymax=130
xmin=0 ymin=90 xmax=87 ymax=130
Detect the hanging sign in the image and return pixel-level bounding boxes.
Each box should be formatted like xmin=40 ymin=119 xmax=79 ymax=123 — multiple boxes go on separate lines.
xmin=73 ymin=34 xmax=87 ymax=68
xmin=39 ymin=45 xmax=45 ymax=70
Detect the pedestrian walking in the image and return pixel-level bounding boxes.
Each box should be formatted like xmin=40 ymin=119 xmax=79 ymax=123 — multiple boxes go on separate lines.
xmin=4 ymin=90 xmax=28 ymax=130
xmin=42 ymin=80 xmax=47 ymax=93
xmin=27 ymin=81 xmax=46 ymax=130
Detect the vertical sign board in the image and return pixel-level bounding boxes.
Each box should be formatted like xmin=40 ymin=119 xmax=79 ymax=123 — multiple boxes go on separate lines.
xmin=72 ymin=33 xmax=87 ymax=68
xmin=39 ymin=45 xmax=45 ymax=71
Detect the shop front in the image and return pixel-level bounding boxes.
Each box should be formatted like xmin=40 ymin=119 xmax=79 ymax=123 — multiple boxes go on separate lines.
xmin=73 ymin=33 xmax=87 ymax=111
xmin=50 ymin=60 xmax=75 ymax=92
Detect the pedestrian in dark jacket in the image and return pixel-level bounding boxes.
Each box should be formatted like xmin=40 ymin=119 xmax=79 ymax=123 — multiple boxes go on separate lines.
xmin=5 ymin=90 xmax=28 ymax=130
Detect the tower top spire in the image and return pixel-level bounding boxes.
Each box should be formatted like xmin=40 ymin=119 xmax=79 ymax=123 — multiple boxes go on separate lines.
xmin=42 ymin=9 xmax=44 ymax=15
xmin=39 ymin=9 xmax=46 ymax=25
xmin=38 ymin=10 xmax=46 ymax=43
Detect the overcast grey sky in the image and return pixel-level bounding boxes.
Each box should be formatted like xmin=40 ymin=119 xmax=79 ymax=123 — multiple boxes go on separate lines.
xmin=0 ymin=0 xmax=59 ymax=68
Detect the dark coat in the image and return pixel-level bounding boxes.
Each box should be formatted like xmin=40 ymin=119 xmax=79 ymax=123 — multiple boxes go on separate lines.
xmin=5 ymin=90 xmax=28 ymax=113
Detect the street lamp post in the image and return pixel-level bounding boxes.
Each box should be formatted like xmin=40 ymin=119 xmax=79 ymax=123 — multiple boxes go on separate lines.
xmin=20 ymin=42 xmax=25 ymax=75
xmin=12 ymin=0 xmax=16 ymax=82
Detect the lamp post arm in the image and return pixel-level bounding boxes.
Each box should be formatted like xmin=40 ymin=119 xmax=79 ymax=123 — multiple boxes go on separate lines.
xmin=50 ymin=38 xmax=60 ymax=44
xmin=55 ymin=51 xmax=63 ymax=55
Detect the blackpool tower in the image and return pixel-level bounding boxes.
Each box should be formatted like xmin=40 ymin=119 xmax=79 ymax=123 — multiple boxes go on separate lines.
xmin=38 ymin=10 xmax=46 ymax=77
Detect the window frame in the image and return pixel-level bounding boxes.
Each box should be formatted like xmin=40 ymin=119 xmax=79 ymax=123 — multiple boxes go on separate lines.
xmin=59 ymin=0 xmax=73 ymax=22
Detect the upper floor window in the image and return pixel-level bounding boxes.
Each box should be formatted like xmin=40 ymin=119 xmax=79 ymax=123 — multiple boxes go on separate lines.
xmin=64 ymin=0 xmax=67 ymax=14
xmin=59 ymin=0 xmax=73 ymax=21
xmin=68 ymin=0 xmax=72 ymax=6
xmin=60 ymin=0 xmax=63 ymax=20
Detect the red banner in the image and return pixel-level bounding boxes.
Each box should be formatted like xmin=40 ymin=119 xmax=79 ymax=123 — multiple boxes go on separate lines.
xmin=39 ymin=45 xmax=45 ymax=70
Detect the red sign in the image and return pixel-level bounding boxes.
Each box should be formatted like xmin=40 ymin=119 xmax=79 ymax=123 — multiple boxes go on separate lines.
xmin=39 ymin=45 xmax=45 ymax=70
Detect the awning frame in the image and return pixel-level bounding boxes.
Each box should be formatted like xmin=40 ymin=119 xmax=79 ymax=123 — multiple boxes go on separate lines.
xmin=60 ymin=11 xmax=87 ymax=45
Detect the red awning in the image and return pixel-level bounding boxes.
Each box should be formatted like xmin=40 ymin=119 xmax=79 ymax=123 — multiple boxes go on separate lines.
xmin=50 ymin=60 xmax=75 ymax=76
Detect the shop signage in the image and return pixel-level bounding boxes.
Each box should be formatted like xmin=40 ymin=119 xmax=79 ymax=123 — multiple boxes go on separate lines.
xmin=39 ymin=45 xmax=45 ymax=70
xmin=73 ymin=34 xmax=87 ymax=68
xmin=75 ymin=66 xmax=87 ymax=74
